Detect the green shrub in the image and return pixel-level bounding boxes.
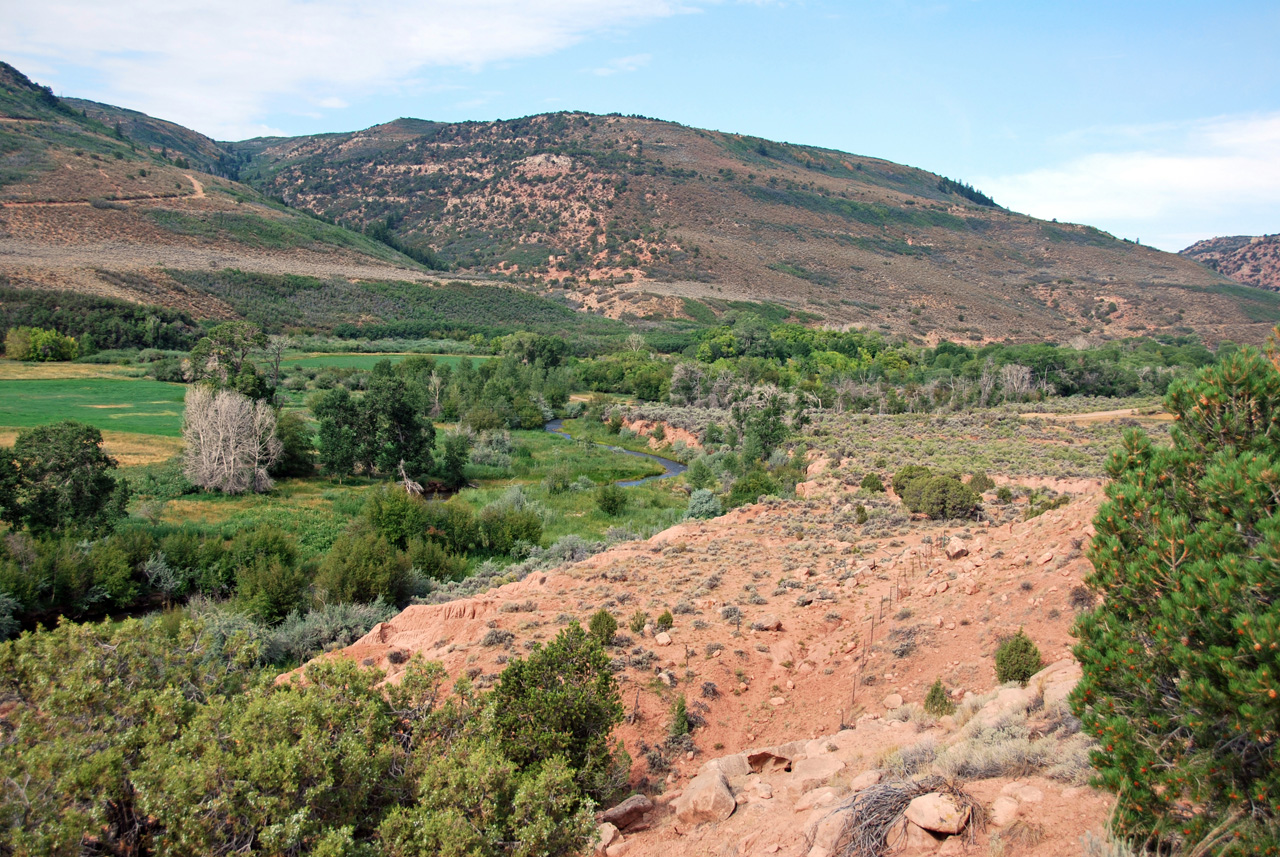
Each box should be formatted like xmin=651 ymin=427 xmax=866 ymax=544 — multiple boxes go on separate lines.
xmin=923 ymin=678 xmax=955 ymax=716
xmin=967 ymin=471 xmax=995 ymax=494
xmin=996 ymin=485 xmax=1013 ymax=504
xmin=727 ymin=468 xmax=778 ymax=507
xmin=891 ymin=464 xmax=932 ymax=494
xmin=670 ymin=694 xmax=690 ymax=737
xmin=655 ymin=610 xmax=674 ymax=632
xmin=316 ymin=526 xmax=412 ymax=605
xmin=684 ymin=488 xmax=722 ymax=520
xmin=4 ymin=326 xmax=78 ymax=361
xmin=543 ymin=464 xmax=572 ymax=494
xmin=995 ymin=630 xmax=1042 ymax=685
xmin=859 ymin=471 xmax=885 ymax=493
xmin=588 ymin=609 xmax=617 ymax=646
xmin=916 ymin=475 xmax=981 ymax=519
xmin=628 ymin=610 xmax=648 ymax=634
xmin=595 ymin=484 xmax=627 ymax=517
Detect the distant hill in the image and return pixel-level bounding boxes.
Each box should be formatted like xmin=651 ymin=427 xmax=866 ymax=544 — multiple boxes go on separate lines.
xmin=231 ymin=113 xmax=1279 ymax=344
xmin=3 ymin=59 xmax=1278 ymax=344
xmin=1181 ymin=234 xmax=1280 ymax=293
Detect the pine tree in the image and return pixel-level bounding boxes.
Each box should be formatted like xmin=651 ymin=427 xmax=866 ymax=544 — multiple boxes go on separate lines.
xmin=1071 ymin=340 xmax=1280 ymax=853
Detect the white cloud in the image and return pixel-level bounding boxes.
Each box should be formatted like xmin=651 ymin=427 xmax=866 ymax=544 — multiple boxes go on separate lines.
xmin=590 ymin=52 xmax=651 ymax=76
xmin=0 ymin=0 xmax=696 ymax=139
xmin=979 ymin=113 xmax=1280 ymax=251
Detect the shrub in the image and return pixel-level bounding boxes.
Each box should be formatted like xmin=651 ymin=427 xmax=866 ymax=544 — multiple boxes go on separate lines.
xmin=891 ymin=464 xmax=932 ymax=494
xmin=995 ymin=630 xmax=1042 ymax=685
xmin=916 ymin=475 xmax=981 ymax=519
xmin=996 ymin=485 xmax=1014 ymax=504
xmin=655 ymin=610 xmax=674 ymax=632
xmin=923 ymin=678 xmax=956 ymax=716
xmin=628 ymin=610 xmax=648 ymax=634
xmin=670 ymin=694 xmax=690 ymax=737
xmin=588 ymin=609 xmax=617 ymax=646
xmin=684 ymin=488 xmax=722 ymax=520
xmin=595 ymin=484 xmax=627 ymax=517
xmin=316 ymin=526 xmax=412 ymax=605
xmin=967 ymin=471 xmax=995 ymax=493
xmin=727 ymin=468 xmax=778 ymax=507
xmin=859 ymin=471 xmax=885 ymax=493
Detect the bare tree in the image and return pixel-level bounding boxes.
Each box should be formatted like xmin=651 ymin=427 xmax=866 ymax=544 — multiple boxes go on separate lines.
xmin=182 ymin=386 xmax=282 ymax=494
xmin=426 ymin=370 xmax=444 ymax=417
xmin=999 ymin=363 xmax=1034 ymax=399
xmin=265 ymin=334 xmax=290 ymax=396
xmin=978 ymin=357 xmax=998 ymax=407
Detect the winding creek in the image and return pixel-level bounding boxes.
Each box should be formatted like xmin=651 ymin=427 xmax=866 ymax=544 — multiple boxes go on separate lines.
xmin=543 ymin=419 xmax=688 ymax=486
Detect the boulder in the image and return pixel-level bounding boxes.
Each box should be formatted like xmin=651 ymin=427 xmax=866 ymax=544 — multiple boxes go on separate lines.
xmin=805 ymin=811 xmax=847 ymax=857
xmin=904 ymin=793 xmax=971 ymax=835
xmin=698 ymin=753 xmax=750 ymax=779
xmin=847 ymin=769 xmax=882 ymax=792
xmin=654 ymin=631 xmax=672 ymax=647
xmin=887 ymin=818 xmax=943 ymax=854
xmin=595 ymin=822 xmax=621 ymax=856
xmin=753 ymin=614 xmax=783 ymax=632
xmin=882 ymin=693 xmax=904 ymax=710
xmin=945 ymin=538 xmax=969 ymax=560
xmin=989 ymin=796 xmax=1020 ymax=827
xmin=673 ymin=771 xmax=736 ymax=825
xmin=794 ymin=786 xmax=839 ymax=813
xmin=789 ymin=756 xmax=846 ymax=793
xmin=600 ymin=794 xmax=653 ymax=830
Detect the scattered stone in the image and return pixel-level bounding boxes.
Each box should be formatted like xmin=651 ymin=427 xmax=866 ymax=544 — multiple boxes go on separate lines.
xmin=753 ymin=614 xmax=783 ymax=632
xmin=905 ymin=793 xmax=971 ymax=835
xmin=847 ymin=769 xmax=882 ymax=792
xmin=655 ymin=631 xmax=673 ymax=646
xmin=990 ymin=796 xmax=1021 ymax=827
xmin=946 ymin=538 xmax=969 ymax=560
xmin=882 ymin=693 xmax=904 ymax=710
xmin=770 ymin=697 xmax=787 ymax=706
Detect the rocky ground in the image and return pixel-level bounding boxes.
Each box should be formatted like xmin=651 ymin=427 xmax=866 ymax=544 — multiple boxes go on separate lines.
xmin=321 ymin=466 xmax=1112 ymax=856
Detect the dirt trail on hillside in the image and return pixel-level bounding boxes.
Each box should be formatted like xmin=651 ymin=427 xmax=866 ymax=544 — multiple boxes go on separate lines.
xmin=1022 ymin=407 xmax=1172 ymax=424
xmin=184 ymin=175 xmax=205 ymax=199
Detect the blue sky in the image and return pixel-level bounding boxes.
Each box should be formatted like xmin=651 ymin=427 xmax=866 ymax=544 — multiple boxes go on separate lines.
xmin=4 ymin=0 xmax=1278 ymax=250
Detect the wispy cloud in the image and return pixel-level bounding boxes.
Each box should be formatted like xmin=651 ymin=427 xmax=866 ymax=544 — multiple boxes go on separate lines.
xmin=0 ymin=1 xmax=696 ymax=139
xmin=590 ymin=53 xmax=651 ymax=76
xmin=979 ymin=113 xmax=1280 ymax=251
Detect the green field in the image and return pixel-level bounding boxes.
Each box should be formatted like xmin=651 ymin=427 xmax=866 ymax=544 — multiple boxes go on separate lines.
xmin=0 ymin=376 xmax=187 ymax=436
xmin=280 ymin=352 xmax=488 ymax=370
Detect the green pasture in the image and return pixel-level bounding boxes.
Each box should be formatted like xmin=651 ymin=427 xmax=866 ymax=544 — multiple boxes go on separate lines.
xmin=0 ymin=377 xmax=187 ymax=437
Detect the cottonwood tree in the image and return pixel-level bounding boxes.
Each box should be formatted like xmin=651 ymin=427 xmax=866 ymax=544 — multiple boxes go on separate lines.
xmin=182 ymin=386 xmax=282 ymax=494
xmin=0 ymin=421 xmax=128 ymax=535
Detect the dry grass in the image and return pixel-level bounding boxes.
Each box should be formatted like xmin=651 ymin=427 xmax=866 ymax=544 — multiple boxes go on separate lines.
xmin=0 ymin=427 xmax=180 ymax=467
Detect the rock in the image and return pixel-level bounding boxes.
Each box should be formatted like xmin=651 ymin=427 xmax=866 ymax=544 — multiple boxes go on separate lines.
xmin=1001 ymin=782 xmax=1044 ymax=803
xmin=673 ymin=771 xmax=736 ymax=825
xmin=699 ymin=753 xmax=751 ymax=780
xmin=805 ymin=811 xmax=847 ymax=857
xmin=882 ymin=692 xmax=904 ymax=710
xmin=990 ymin=796 xmax=1021 ymax=827
xmin=600 ymin=794 xmax=654 ymax=830
xmin=654 ymin=631 xmax=672 ymax=646
xmin=887 ymin=818 xmax=942 ymax=853
xmin=934 ymin=580 xmax=949 ymax=595
xmin=946 ymin=538 xmax=969 ymax=560
xmin=747 ymin=751 xmax=793 ymax=774
xmin=1038 ymin=551 xmax=1055 ymax=565
xmin=596 ymin=822 xmax=621 ymax=856
xmin=770 ymin=697 xmax=787 ymax=706
xmin=794 ymin=786 xmax=839 ymax=813
xmin=753 ymin=614 xmax=783 ymax=632
xmin=789 ymin=756 xmax=846 ymax=793
xmin=904 ymin=793 xmax=971 ymax=835
xmin=847 ymin=769 xmax=882 ymax=792
xmin=657 ymin=670 xmax=677 ymax=687
xmin=605 ymin=841 xmax=631 ymax=857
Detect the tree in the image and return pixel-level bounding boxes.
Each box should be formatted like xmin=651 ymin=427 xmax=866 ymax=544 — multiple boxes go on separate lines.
xmin=0 ymin=421 xmax=128 ymax=536
xmin=363 ymin=360 xmax=435 ymax=478
xmin=186 ymin=320 xmax=268 ymax=396
xmin=1071 ymin=344 xmax=1280 ymax=854
xmin=439 ymin=430 xmax=472 ymax=489
xmin=269 ymin=409 xmax=315 ymax=478
xmin=312 ymin=386 xmax=360 ymax=478
xmin=182 ymin=386 xmax=282 ymax=494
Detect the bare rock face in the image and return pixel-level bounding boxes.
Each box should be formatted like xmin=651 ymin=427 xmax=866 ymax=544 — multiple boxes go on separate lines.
xmin=746 ymin=750 xmax=792 ymax=774
xmin=847 ymin=769 xmax=882 ymax=792
xmin=673 ymin=771 xmax=736 ymax=825
xmin=789 ymin=756 xmax=846 ymax=793
xmin=904 ymin=793 xmax=971 ymax=835
xmin=945 ymin=538 xmax=969 ymax=560
xmin=600 ymin=794 xmax=654 ymax=830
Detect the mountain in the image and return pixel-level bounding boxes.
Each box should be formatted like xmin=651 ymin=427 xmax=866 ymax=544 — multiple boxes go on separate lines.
xmin=1181 ymin=233 xmax=1280 ymax=292
xmin=3 ymin=58 xmax=1278 ymax=344
xmin=230 ymin=113 xmax=1279 ymax=344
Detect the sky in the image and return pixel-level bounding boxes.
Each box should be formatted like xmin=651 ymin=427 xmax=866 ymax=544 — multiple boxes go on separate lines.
xmin=3 ymin=0 xmax=1278 ymax=251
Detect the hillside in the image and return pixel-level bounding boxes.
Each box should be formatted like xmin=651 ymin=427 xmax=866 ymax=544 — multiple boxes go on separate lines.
xmin=1180 ymin=233 xmax=1280 ymax=292
xmin=0 ymin=61 xmax=447 ymax=319
xmin=233 ymin=113 xmax=1280 ymax=344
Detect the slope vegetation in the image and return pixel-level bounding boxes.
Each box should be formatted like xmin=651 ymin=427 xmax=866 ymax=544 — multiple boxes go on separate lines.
xmin=236 ymin=113 xmax=1279 ymax=343
xmin=1181 ymin=233 xmax=1280 ymax=292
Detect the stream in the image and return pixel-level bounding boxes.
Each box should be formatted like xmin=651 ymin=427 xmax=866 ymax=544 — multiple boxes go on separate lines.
xmin=544 ymin=419 xmax=688 ymax=486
